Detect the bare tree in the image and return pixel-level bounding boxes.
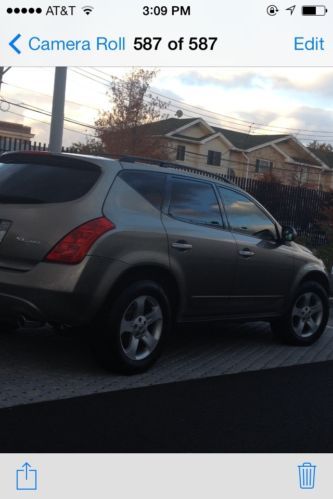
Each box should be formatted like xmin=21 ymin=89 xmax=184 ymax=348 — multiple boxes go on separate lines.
xmin=308 ymin=140 xmax=333 ymax=152
xmin=69 ymin=138 xmax=104 ymax=155
xmin=95 ymin=69 xmax=169 ymax=158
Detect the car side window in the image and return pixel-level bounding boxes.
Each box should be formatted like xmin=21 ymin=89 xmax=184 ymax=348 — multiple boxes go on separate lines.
xmin=219 ymin=187 xmax=277 ymax=240
xmin=169 ymin=177 xmax=222 ymax=227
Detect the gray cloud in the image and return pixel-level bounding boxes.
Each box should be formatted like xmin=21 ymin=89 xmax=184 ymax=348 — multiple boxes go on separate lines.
xmin=237 ymin=110 xmax=279 ymax=126
xmin=291 ymin=106 xmax=333 ymax=134
xmin=178 ymin=71 xmax=260 ymax=89
xmin=265 ymin=73 xmax=333 ymax=99
xmin=151 ymin=86 xmax=184 ymax=102
xmin=178 ymin=70 xmax=333 ymax=101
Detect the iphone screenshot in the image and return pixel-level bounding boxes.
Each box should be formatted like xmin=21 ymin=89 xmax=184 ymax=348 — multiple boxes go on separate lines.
xmin=0 ymin=0 xmax=332 ymax=497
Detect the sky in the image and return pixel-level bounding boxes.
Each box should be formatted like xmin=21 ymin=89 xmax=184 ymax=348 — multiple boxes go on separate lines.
xmin=0 ymin=67 xmax=332 ymax=147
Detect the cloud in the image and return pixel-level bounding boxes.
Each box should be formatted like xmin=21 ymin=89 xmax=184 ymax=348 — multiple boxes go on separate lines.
xmin=177 ymin=69 xmax=333 ymax=102
xmin=262 ymin=73 xmax=333 ymax=100
xmin=237 ymin=110 xmax=279 ymax=126
xmin=178 ymin=71 xmax=260 ymax=89
xmin=150 ymin=86 xmax=184 ymax=102
xmin=308 ymin=73 xmax=333 ymax=98
xmin=291 ymin=106 xmax=333 ymax=133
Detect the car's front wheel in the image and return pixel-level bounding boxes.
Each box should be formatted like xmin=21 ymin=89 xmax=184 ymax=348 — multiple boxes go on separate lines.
xmin=271 ymin=281 xmax=329 ymax=345
xmin=93 ymin=280 xmax=172 ymax=373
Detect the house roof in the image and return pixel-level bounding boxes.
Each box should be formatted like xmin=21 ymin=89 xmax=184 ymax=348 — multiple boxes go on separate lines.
xmin=140 ymin=118 xmax=332 ymax=169
xmin=140 ymin=118 xmax=196 ymax=136
xmin=212 ymin=126 xmax=288 ymax=150
xmin=142 ymin=118 xmax=289 ymax=150
xmin=309 ymin=148 xmax=333 ymax=169
xmin=0 ymin=120 xmax=32 ymax=135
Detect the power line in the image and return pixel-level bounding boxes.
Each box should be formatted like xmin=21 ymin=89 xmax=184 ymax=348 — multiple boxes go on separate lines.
xmin=0 ymin=98 xmax=97 ymax=131
xmin=2 ymin=81 xmax=101 ymax=112
xmin=0 ymin=109 xmax=95 ymax=138
xmin=2 ymin=68 xmax=332 ymax=154
xmin=3 ymin=66 xmax=333 ymax=141
xmin=86 ymin=68 xmax=333 ymax=138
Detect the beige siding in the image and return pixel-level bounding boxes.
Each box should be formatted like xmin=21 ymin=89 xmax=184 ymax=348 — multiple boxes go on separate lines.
xmin=278 ymin=139 xmax=321 ymax=165
xmin=177 ymin=123 xmax=212 ymax=139
xmin=161 ymin=129 xmax=333 ymax=192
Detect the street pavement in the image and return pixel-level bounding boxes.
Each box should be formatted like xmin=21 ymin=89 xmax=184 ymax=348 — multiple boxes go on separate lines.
xmin=0 ymin=312 xmax=332 ymax=409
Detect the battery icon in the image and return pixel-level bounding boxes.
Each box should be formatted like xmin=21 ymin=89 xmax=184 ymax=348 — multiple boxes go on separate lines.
xmin=302 ymin=5 xmax=328 ymax=15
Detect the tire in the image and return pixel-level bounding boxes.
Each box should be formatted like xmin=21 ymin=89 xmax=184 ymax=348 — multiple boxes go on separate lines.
xmin=271 ymin=281 xmax=329 ymax=346
xmin=93 ymin=280 xmax=172 ymax=374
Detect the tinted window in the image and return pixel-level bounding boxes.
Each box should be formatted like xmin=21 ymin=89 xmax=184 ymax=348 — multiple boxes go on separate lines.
xmin=169 ymin=178 xmax=222 ymax=226
xmin=0 ymin=160 xmax=100 ymax=204
xmin=219 ymin=187 xmax=277 ymax=240
xmin=119 ymin=171 xmax=165 ymax=210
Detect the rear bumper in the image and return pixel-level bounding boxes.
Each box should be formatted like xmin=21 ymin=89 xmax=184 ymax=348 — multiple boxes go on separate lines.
xmin=0 ymin=256 xmax=128 ymax=325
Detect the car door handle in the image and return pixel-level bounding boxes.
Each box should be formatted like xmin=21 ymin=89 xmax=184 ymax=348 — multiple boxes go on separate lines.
xmin=171 ymin=241 xmax=193 ymax=251
xmin=239 ymin=248 xmax=255 ymax=257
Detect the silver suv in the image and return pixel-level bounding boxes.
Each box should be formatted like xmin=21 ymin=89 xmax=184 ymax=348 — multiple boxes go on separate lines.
xmin=0 ymin=152 xmax=330 ymax=372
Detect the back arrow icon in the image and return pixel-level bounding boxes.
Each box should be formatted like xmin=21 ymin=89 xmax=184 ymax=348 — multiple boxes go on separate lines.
xmin=9 ymin=34 xmax=22 ymax=54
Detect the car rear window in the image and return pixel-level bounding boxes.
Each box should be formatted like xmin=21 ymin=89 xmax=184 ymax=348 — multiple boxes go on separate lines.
xmin=118 ymin=170 xmax=166 ymax=210
xmin=0 ymin=157 xmax=101 ymax=204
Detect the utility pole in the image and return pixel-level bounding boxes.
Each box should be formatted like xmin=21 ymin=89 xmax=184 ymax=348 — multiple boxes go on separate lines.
xmin=49 ymin=67 xmax=67 ymax=152
xmin=0 ymin=67 xmax=11 ymax=92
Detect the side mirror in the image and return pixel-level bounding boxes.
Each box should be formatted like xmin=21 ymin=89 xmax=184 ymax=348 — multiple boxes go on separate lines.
xmin=281 ymin=226 xmax=297 ymax=242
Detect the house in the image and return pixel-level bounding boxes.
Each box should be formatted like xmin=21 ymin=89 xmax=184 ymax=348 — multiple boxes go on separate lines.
xmin=0 ymin=121 xmax=35 ymax=153
xmin=0 ymin=121 xmax=34 ymax=141
xmin=140 ymin=118 xmax=333 ymax=191
xmin=309 ymin=148 xmax=333 ymax=188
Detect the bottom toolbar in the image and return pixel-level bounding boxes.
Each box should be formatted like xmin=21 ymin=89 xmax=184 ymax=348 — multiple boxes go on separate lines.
xmin=0 ymin=454 xmax=329 ymax=498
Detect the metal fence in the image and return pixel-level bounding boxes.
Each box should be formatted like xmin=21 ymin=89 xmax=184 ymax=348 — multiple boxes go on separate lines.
xmin=0 ymin=135 xmax=70 ymax=154
xmin=231 ymin=176 xmax=330 ymax=247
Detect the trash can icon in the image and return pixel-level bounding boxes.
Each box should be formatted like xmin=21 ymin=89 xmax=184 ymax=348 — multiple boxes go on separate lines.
xmin=298 ymin=462 xmax=316 ymax=489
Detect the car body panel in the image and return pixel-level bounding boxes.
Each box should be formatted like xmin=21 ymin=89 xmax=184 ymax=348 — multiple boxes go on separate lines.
xmin=228 ymin=234 xmax=295 ymax=314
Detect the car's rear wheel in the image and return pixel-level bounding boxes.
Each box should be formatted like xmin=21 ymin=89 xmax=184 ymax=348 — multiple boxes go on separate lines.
xmin=93 ymin=280 xmax=172 ymax=373
xmin=271 ymin=281 xmax=329 ymax=345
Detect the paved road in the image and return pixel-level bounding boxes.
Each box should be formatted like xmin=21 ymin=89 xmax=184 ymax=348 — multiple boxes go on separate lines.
xmin=2 ymin=360 xmax=333 ymax=452
xmin=0 ymin=312 xmax=332 ymax=409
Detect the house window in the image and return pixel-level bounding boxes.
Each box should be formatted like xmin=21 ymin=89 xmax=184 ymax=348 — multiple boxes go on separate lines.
xmin=207 ymin=150 xmax=221 ymax=166
xmin=255 ymin=159 xmax=273 ymax=173
xmin=295 ymin=168 xmax=309 ymax=185
xmin=176 ymin=145 xmax=186 ymax=161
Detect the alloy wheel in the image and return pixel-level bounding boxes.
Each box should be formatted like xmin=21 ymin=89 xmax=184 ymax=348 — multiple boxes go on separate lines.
xmin=291 ymin=291 xmax=324 ymax=338
xmin=119 ymin=295 xmax=163 ymax=361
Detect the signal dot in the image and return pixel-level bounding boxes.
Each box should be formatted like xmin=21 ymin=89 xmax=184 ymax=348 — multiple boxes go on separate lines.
xmin=7 ymin=7 xmax=13 ymax=13
xmin=14 ymin=7 xmax=20 ymax=13
xmin=22 ymin=7 xmax=27 ymax=13
xmin=36 ymin=7 xmax=42 ymax=13
xmin=29 ymin=7 xmax=34 ymax=13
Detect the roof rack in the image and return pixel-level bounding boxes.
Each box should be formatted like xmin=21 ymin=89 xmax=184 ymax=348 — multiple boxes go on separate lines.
xmin=118 ymin=155 xmax=232 ymax=184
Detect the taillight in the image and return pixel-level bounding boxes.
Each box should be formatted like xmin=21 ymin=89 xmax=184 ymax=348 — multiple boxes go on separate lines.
xmin=45 ymin=217 xmax=115 ymax=264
